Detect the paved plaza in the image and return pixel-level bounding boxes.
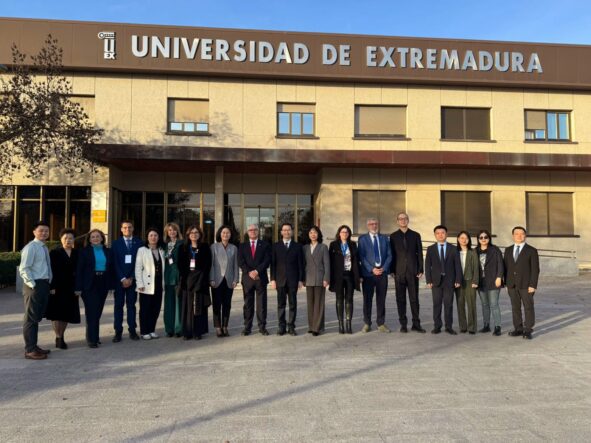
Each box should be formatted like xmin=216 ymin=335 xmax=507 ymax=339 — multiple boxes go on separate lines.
xmin=0 ymin=275 xmax=590 ymax=442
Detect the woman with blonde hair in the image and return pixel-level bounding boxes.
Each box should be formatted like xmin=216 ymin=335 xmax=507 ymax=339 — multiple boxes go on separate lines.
xmin=163 ymin=222 xmax=183 ymax=337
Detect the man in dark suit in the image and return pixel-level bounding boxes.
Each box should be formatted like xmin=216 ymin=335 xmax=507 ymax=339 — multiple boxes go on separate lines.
xmin=503 ymin=226 xmax=540 ymax=340
xmin=238 ymin=224 xmax=272 ymax=336
xmin=425 ymin=225 xmax=462 ymax=335
xmin=271 ymin=223 xmax=305 ymax=336
xmin=358 ymin=218 xmax=392 ymax=333
xmin=111 ymin=220 xmax=143 ymax=342
xmin=390 ymin=212 xmax=426 ymax=333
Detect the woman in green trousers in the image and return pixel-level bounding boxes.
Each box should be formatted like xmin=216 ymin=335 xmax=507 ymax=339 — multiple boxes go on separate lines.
xmin=455 ymin=231 xmax=479 ymax=334
xmin=163 ymin=222 xmax=183 ymax=337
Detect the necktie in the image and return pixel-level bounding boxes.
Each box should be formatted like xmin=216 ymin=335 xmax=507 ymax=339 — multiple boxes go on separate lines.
xmin=514 ymin=245 xmax=520 ymax=262
xmin=251 ymin=241 xmax=256 ymax=258
xmin=285 ymin=242 xmax=289 ymax=249
xmin=126 ymin=239 xmax=131 ymax=250
xmin=373 ymin=235 xmax=381 ymax=266
xmin=440 ymin=244 xmax=445 ymax=264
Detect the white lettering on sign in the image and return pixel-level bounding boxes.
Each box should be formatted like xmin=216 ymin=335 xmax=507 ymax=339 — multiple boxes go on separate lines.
xmin=127 ymin=35 xmax=544 ymax=73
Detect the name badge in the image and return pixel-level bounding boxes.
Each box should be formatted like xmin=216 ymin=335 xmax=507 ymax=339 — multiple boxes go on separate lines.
xmin=190 ymin=258 xmax=196 ymax=270
xmin=168 ymin=257 xmax=174 ymax=265
xmin=125 ymin=254 xmax=132 ymax=264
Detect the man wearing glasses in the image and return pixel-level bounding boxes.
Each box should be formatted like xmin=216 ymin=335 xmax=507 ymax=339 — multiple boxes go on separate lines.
xmin=238 ymin=224 xmax=271 ymax=336
xmin=389 ymin=212 xmax=426 ymax=333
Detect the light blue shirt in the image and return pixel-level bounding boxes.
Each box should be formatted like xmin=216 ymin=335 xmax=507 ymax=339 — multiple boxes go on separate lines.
xmin=93 ymin=245 xmax=107 ymax=272
xmin=19 ymin=239 xmax=52 ymax=289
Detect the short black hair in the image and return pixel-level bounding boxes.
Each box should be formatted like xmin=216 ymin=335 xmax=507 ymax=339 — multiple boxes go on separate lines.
xmin=33 ymin=220 xmax=49 ymax=229
xmin=120 ymin=220 xmax=134 ymax=227
xmin=215 ymin=225 xmax=233 ymax=243
xmin=433 ymin=225 xmax=448 ymax=233
xmin=280 ymin=222 xmax=294 ymax=231
xmin=512 ymin=226 xmax=527 ymax=234
xmin=58 ymin=227 xmax=76 ymax=238
xmin=143 ymin=227 xmax=163 ymax=248
xmin=307 ymin=225 xmax=323 ymax=244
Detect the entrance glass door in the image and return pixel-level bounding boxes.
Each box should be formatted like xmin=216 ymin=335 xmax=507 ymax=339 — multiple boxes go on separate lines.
xmin=244 ymin=207 xmax=275 ymax=244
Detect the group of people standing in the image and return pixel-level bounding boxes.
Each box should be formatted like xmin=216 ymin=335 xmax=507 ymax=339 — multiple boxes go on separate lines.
xmin=18 ymin=212 xmax=540 ymax=360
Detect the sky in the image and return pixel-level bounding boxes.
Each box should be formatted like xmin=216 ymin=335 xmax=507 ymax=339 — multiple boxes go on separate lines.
xmin=1 ymin=0 xmax=591 ymax=45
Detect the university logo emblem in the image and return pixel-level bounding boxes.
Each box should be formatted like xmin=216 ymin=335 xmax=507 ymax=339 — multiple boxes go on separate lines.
xmin=98 ymin=31 xmax=116 ymax=60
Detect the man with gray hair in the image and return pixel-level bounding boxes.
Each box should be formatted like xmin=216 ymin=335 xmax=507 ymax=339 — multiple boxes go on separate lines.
xmin=357 ymin=217 xmax=392 ymax=333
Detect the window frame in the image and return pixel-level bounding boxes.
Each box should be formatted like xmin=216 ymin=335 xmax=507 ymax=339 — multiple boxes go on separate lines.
xmin=167 ymin=98 xmax=211 ymax=136
xmin=525 ymin=191 xmax=576 ymax=237
xmin=524 ymin=109 xmax=572 ymax=142
xmin=440 ymin=190 xmax=492 ymax=236
xmin=441 ymin=106 xmax=492 ymax=142
xmin=276 ymin=103 xmax=317 ymax=138
xmin=354 ymin=104 xmax=408 ymax=140
xmin=352 ymin=190 xmax=406 ymax=235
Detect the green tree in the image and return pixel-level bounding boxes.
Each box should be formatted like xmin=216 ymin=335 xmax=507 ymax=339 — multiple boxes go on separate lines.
xmin=0 ymin=34 xmax=103 ymax=180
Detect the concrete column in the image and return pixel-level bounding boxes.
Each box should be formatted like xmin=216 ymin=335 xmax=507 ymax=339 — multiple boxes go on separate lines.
xmin=215 ymin=166 xmax=224 ymax=232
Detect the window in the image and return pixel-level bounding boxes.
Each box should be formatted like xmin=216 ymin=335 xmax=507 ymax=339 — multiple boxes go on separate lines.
xmin=353 ymin=191 xmax=405 ymax=234
xmin=442 ymin=107 xmax=490 ymax=140
xmin=525 ymin=110 xmax=570 ymax=141
xmin=0 ymin=186 xmax=15 ymax=252
xmin=277 ymin=103 xmax=315 ymax=137
xmin=354 ymin=105 xmax=406 ymax=138
xmin=167 ymin=99 xmax=209 ymax=134
xmin=441 ymin=191 xmax=491 ymax=235
xmin=526 ymin=192 xmax=574 ymax=235
xmin=70 ymin=96 xmax=96 ymax=124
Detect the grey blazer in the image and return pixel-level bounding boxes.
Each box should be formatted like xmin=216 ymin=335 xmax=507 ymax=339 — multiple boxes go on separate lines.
xmin=209 ymin=242 xmax=239 ymax=288
xmin=304 ymin=243 xmax=330 ymax=287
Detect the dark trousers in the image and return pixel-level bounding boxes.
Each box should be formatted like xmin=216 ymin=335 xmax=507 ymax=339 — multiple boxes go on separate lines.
xmin=81 ymin=274 xmax=109 ymax=345
xmin=114 ymin=284 xmax=137 ymax=334
xmin=22 ymin=279 xmax=50 ymax=352
xmin=163 ymin=285 xmax=182 ymax=335
xmin=181 ymin=290 xmax=209 ymax=338
xmin=277 ymin=284 xmax=298 ymax=330
xmin=335 ymin=273 xmax=355 ymax=321
xmin=306 ymin=286 xmax=326 ymax=333
xmin=507 ymin=287 xmax=536 ymax=333
xmin=362 ymin=273 xmax=388 ymax=327
xmin=431 ymin=284 xmax=455 ymax=330
xmin=394 ymin=271 xmax=421 ymax=327
xmin=139 ymin=289 xmax=163 ymax=335
xmin=243 ymin=279 xmax=268 ymax=331
xmin=212 ymin=278 xmax=234 ymax=328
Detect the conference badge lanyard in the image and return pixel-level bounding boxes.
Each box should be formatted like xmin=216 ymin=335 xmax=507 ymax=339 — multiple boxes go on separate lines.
xmin=190 ymin=247 xmax=198 ymax=270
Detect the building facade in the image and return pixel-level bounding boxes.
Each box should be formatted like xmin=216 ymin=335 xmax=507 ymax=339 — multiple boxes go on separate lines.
xmin=1 ymin=18 xmax=590 ymax=271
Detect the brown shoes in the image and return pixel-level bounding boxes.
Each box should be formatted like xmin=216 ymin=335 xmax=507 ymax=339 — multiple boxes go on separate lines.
xmin=24 ymin=350 xmax=48 ymax=360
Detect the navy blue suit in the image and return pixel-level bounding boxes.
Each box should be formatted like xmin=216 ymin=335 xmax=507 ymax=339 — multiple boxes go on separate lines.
xmin=111 ymin=236 xmax=143 ymax=334
xmin=75 ymin=245 xmax=115 ymax=345
xmin=357 ymin=233 xmax=392 ymax=327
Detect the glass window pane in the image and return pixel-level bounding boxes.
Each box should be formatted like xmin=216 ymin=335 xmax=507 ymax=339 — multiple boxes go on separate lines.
xmin=525 ymin=110 xmax=546 ymax=130
xmin=202 ymin=209 xmax=215 ymax=245
xmin=302 ymin=113 xmax=314 ymax=135
xmin=278 ymin=112 xmax=290 ymax=134
xmin=170 ymin=122 xmax=183 ymax=131
xmin=353 ymin=191 xmax=378 ymax=234
xmin=168 ymin=192 xmax=200 ymax=207
xmin=558 ymin=113 xmax=569 ymax=140
xmin=145 ymin=205 xmax=164 ymax=237
xmin=278 ymin=206 xmax=295 ymax=232
xmin=465 ymin=109 xmax=490 ymax=140
xmin=547 ymin=113 xmax=558 ymax=139
xmin=44 ymin=201 xmax=66 ymax=244
xmin=527 ymin=193 xmax=549 ymax=235
xmin=442 ymin=192 xmax=465 ymax=235
xmin=0 ymin=185 xmax=15 ymax=199
xmin=535 ymin=129 xmax=546 ymax=139
xmin=464 ymin=192 xmax=491 ymax=234
xmin=122 ymin=191 xmax=142 ymax=205
xmin=379 ymin=191 xmax=406 ymax=234
xmin=168 ymin=207 xmax=200 ymax=238
xmin=442 ymin=108 xmax=464 ymax=139
xmin=70 ymin=186 xmax=91 ymax=200
xmin=44 ymin=186 xmax=66 ymax=200
xmin=244 ymin=207 xmax=275 ymax=244
xmin=297 ymin=194 xmax=313 ymax=206
xmin=0 ymin=201 xmax=14 ymax=251
xmin=17 ymin=201 xmax=40 ymax=249
xmin=225 ymin=193 xmax=241 ymax=206
xmin=278 ymin=194 xmax=296 ymax=206
xmin=548 ymin=193 xmax=574 ymax=235
xmin=183 ymin=122 xmax=195 ymax=132
xmin=297 ymin=207 xmax=314 ymax=244
xmin=224 ymin=204 xmax=242 ymax=246
xmin=146 ymin=192 xmax=164 ymax=205
xmin=19 ymin=186 xmax=40 ymax=200
xmin=69 ymin=201 xmax=90 ymax=247
xmin=244 ymin=194 xmax=275 ymax=206
xmin=120 ymin=204 xmax=143 ymax=237
xmin=196 ymin=122 xmax=209 ymax=132
xmin=203 ymin=193 xmax=215 ymax=206
xmin=291 ymin=113 xmax=302 ymax=135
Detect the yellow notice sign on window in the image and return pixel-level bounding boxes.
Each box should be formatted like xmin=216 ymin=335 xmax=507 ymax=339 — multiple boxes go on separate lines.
xmin=92 ymin=210 xmax=107 ymax=223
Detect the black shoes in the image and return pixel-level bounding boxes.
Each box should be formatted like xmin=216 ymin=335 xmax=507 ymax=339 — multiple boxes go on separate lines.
xmin=479 ymin=325 xmax=491 ymax=333
xmin=88 ymin=343 xmax=98 ymax=348
xmin=277 ymin=329 xmax=286 ymax=336
xmin=129 ymin=330 xmax=140 ymax=341
xmin=241 ymin=329 xmax=251 ymax=336
xmin=259 ymin=328 xmax=269 ymax=336
xmin=338 ymin=321 xmax=345 ymax=334
xmin=345 ymin=320 xmax=352 ymax=334
xmin=411 ymin=325 xmax=427 ymax=333
xmin=493 ymin=326 xmax=502 ymax=336
xmin=312 ymin=332 xmax=319 ymax=336
xmin=55 ymin=337 xmax=68 ymax=349
xmin=400 ymin=326 xmax=408 ymax=333
xmin=288 ymin=328 xmax=297 ymax=336
xmin=469 ymin=331 xmax=476 ymax=335
xmin=216 ymin=328 xmax=224 ymax=338
xmin=431 ymin=328 xmax=441 ymax=334
xmin=222 ymin=327 xmax=230 ymax=337
xmin=166 ymin=333 xmax=174 ymax=338
xmin=460 ymin=329 xmax=468 ymax=334
xmin=523 ymin=332 xmax=533 ymax=340
xmin=508 ymin=330 xmax=523 ymax=337
xmin=445 ymin=328 xmax=458 ymax=335
xmin=112 ymin=332 xmax=122 ymax=343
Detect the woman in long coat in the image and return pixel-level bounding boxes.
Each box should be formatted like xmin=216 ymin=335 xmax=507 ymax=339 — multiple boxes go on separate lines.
xmin=178 ymin=225 xmax=212 ymax=340
xmin=163 ymin=223 xmax=183 ymax=337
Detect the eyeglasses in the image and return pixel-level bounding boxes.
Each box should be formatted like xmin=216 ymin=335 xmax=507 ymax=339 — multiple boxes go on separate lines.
xmin=247 ymin=229 xmax=258 ymax=232
xmin=478 ymin=236 xmax=489 ymax=240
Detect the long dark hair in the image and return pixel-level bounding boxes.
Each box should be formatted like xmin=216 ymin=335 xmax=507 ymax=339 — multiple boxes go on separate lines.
xmin=456 ymin=231 xmax=472 ymax=251
xmin=476 ymin=229 xmax=494 ymax=252
xmin=185 ymin=224 xmax=204 ymax=247
xmin=335 ymin=225 xmax=352 ymax=242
